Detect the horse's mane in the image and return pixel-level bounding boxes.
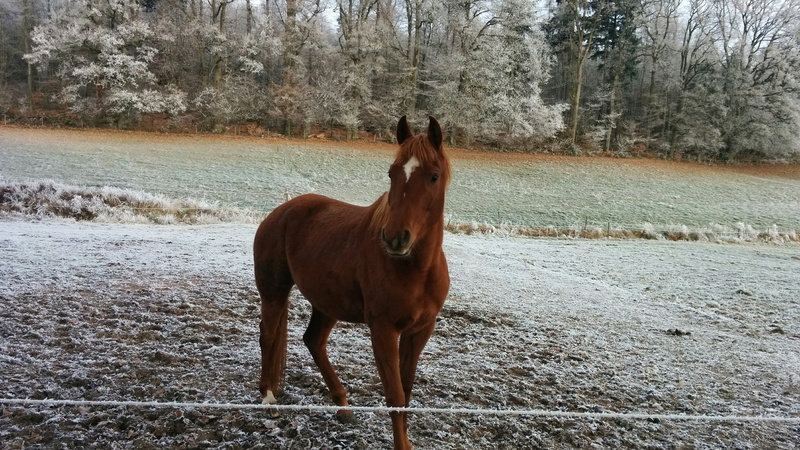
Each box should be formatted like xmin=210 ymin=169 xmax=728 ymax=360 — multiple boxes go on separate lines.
xmin=370 ymin=192 xmax=390 ymax=235
xmin=369 ymin=133 xmax=450 ymax=235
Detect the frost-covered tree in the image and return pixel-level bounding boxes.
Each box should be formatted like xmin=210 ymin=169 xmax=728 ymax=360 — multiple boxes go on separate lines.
xmin=545 ymin=0 xmax=608 ymax=145
xmin=191 ymin=10 xmax=283 ymax=131
xmin=336 ymin=0 xmax=380 ymax=139
xmin=654 ymin=0 xmax=800 ymax=161
xmin=660 ymin=0 xmax=720 ymax=157
xmin=431 ymin=0 xmax=564 ymax=146
xmin=275 ymin=0 xmax=327 ymax=135
xmin=711 ymin=0 xmax=800 ymax=160
xmin=1 ymin=0 xmax=43 ymax=112
xmin=639 ymin=0 xmax=680 ymax=150
xmin=421 ymin=0 xmax=490 ymax=145
xmin=588 ymin=0 xmax=641 ymax=152
xmin=24 ymin=0 xmax=186 ymax=126
xmin=479 ymin=0 xmax=565 ymax=142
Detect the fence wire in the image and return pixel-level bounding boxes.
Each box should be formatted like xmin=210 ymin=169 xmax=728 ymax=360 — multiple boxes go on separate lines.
xmin=2 ymin=398 xmax=799 ymax=424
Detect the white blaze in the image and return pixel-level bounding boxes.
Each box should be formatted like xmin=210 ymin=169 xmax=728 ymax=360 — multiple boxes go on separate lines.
xmin=403 ymin=156 xmax=420 ymax=182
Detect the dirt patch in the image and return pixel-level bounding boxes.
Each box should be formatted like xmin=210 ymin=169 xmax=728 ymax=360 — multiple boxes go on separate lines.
xmin=2 ymin=219 xmax=799 ymax=449
xmin=3 ymin=275 xmax=798 ymax=449
xmin=723 ymin=163 xmax=800 ymax=181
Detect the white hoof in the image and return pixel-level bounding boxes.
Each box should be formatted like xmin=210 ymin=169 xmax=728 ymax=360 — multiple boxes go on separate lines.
xmin=262 ymin=390 xmax=277 ymax=405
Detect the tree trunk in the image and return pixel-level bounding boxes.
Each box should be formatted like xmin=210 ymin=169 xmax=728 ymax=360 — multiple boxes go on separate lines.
xmin=22 ymin=0 xmax=34 ymax=110
xmin=197 ymin=0 xmax=207 ymax=87
xmin=283 ymin=0 xmax=298 ymax=136
xmin=645 ymin=66 xmax=656 ymax=151
xmin=212 ymin=0 xmax=228 ymax=90
xmin=569 ymin=55 xmax=584 ymax=145
xmin=604 ymin=72 xmax=619 ymax=153
xmin=246 ymin=0 xmax=253 ymax=35
xmin=403 ymin=0 xmax=422 ymax=116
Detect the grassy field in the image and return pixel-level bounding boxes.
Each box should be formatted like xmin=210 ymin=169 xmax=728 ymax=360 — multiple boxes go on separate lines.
xmin=3 ymin=127 xmax=800 ymax=447
xmin=2 ymin=126 xmax=799 ymax=236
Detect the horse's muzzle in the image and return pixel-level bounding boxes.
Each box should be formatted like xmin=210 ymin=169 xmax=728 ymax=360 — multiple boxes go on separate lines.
xmin=381 ymin=228 xmax=412 ymax=257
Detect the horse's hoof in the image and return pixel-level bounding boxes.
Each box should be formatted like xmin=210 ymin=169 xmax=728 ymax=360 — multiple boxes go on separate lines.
xmin=335 ymin=409 xmax=357 ymax=424
xmin=262 ymin=390 xmax=280 ymax=418
xmin=262 ymin=390 xmax=277 ymax=405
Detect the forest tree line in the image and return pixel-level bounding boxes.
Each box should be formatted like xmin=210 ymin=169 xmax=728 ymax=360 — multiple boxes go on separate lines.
xmin=1 ymin=0 xmax=799 ymax=162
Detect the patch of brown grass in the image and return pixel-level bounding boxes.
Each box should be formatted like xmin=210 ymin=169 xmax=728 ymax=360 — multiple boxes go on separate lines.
xmin=444 ymin=221 xmax=800 ymax=244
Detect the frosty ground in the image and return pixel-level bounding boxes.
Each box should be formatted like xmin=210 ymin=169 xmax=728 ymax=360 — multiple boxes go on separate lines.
xmin=1 ymin=218 xmax=799 ymax=449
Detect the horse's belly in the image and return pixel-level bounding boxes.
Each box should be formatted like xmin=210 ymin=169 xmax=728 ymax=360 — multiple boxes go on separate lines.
xmin=293 ymin=278 xmax=365 ymax=324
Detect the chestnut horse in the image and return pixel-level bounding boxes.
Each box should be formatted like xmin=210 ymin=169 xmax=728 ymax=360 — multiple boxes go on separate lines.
xmin=253 ymin=116 xmax=451 ymax=449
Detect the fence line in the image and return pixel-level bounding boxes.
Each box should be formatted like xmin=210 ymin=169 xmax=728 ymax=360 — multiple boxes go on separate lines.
xmin=2 ymin=398 xmax=799 ymax=424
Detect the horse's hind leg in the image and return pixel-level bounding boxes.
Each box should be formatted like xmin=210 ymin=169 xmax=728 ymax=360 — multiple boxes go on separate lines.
xmin=255 ymin=270 xmax=292 ymax=405
xmin=303 ymin=308 xmax=354 ymax=422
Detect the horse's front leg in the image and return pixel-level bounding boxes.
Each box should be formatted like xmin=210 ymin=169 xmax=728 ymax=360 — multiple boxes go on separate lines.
xmin=303 ymin=308 xmax=353 ymax=423
xmin=399 ymin=320 xmax=436 ymax=432
xmin=369 ymin=324 xmax=412 ymax=450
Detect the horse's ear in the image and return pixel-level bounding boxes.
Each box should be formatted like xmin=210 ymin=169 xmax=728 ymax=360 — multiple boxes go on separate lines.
xmin=427 ymin=116 xmax=443 ymax=150
xmin=397 ymin=116 xmax=412 ymax=145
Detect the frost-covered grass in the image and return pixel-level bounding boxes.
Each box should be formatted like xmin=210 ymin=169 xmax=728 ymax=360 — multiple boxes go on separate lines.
xmin=444 ymin=218 xmax=800 ymax=243
xmin=1 ymin=222 xmax=798 ymax=448
xmin=1 ymin=126 xmax=798 ymax=239
xmin=0 ymin=180 xmax=259 ymax=224
xmin=3 ymin=179 xmax=796 ymax=242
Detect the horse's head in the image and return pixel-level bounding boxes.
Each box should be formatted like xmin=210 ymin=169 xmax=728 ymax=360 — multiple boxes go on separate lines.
xmin=379 ymin=116 xmax=450 ymax=258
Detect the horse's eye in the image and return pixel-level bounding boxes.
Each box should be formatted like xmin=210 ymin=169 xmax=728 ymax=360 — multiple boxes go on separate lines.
xmin=430 ymin=174 xmax=440 ymax=183
xmin=387 ymin=171 xmax=392 ymax=179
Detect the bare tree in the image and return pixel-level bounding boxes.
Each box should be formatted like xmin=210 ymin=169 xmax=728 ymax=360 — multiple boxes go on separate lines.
xmin=546 ymin=0 xmax=606 ymax=146
xmin=273 ymin=0 xmax=324 ymax=135
xmin=640 ymin=0 xmax=680 ymax=150
xmin=337 ymin=0 xmax=379 ymax=139
xmin=22 ymin=0 xmax=34 ymax=109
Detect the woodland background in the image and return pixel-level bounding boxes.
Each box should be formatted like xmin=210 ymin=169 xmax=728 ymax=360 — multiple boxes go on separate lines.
xmin=1 ymin=0 xmax=799 ymax=162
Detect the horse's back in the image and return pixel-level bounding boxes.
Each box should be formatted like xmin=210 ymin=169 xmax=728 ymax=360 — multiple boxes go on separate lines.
xmin=254 ymin=194 xmax=372 ymax=322
xmin=255 ymin=193 xmax=366 ymax=245
xmin=256 ymin=193 xmax=353 ymax=259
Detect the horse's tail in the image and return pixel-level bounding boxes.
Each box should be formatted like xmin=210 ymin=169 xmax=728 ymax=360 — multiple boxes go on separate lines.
xmin=254 ymin=208 xmax=294 ymax=401
xmin=258 ymin=291 xmax=290 ymax=400
xmin=273 ymin=299 xmax=290 ymax=393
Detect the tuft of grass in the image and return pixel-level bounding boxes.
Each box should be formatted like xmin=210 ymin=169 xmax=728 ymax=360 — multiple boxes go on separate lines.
xmin=3 ymin=180 xmax=797 ymax=243
xmin=0 ymin=180 xmax=261 ymax=225
xmin=444 ymin=220 xmax=799 ymax=244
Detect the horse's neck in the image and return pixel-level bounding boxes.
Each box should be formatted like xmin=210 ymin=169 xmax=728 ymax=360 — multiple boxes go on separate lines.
xmin=409 ymin=220 xmax=445 ymax=269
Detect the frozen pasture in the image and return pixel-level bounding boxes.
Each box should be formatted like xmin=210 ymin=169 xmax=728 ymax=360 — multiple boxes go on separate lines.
xmin=1 ymin=218 xmax=799 ymax=449
xmin=2 ymin=126 xmax=799 ymax=236
xmin=1 ymin=126 xmax=799 ymax=447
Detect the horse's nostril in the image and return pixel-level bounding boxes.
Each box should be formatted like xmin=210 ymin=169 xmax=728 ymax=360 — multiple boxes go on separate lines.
xmin=382 ymin=228 xmax=410 ymax=252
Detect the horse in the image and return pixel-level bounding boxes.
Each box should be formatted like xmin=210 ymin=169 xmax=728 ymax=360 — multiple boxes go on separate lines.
xmin=253 ymin=116 xmax=451 ymax=449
